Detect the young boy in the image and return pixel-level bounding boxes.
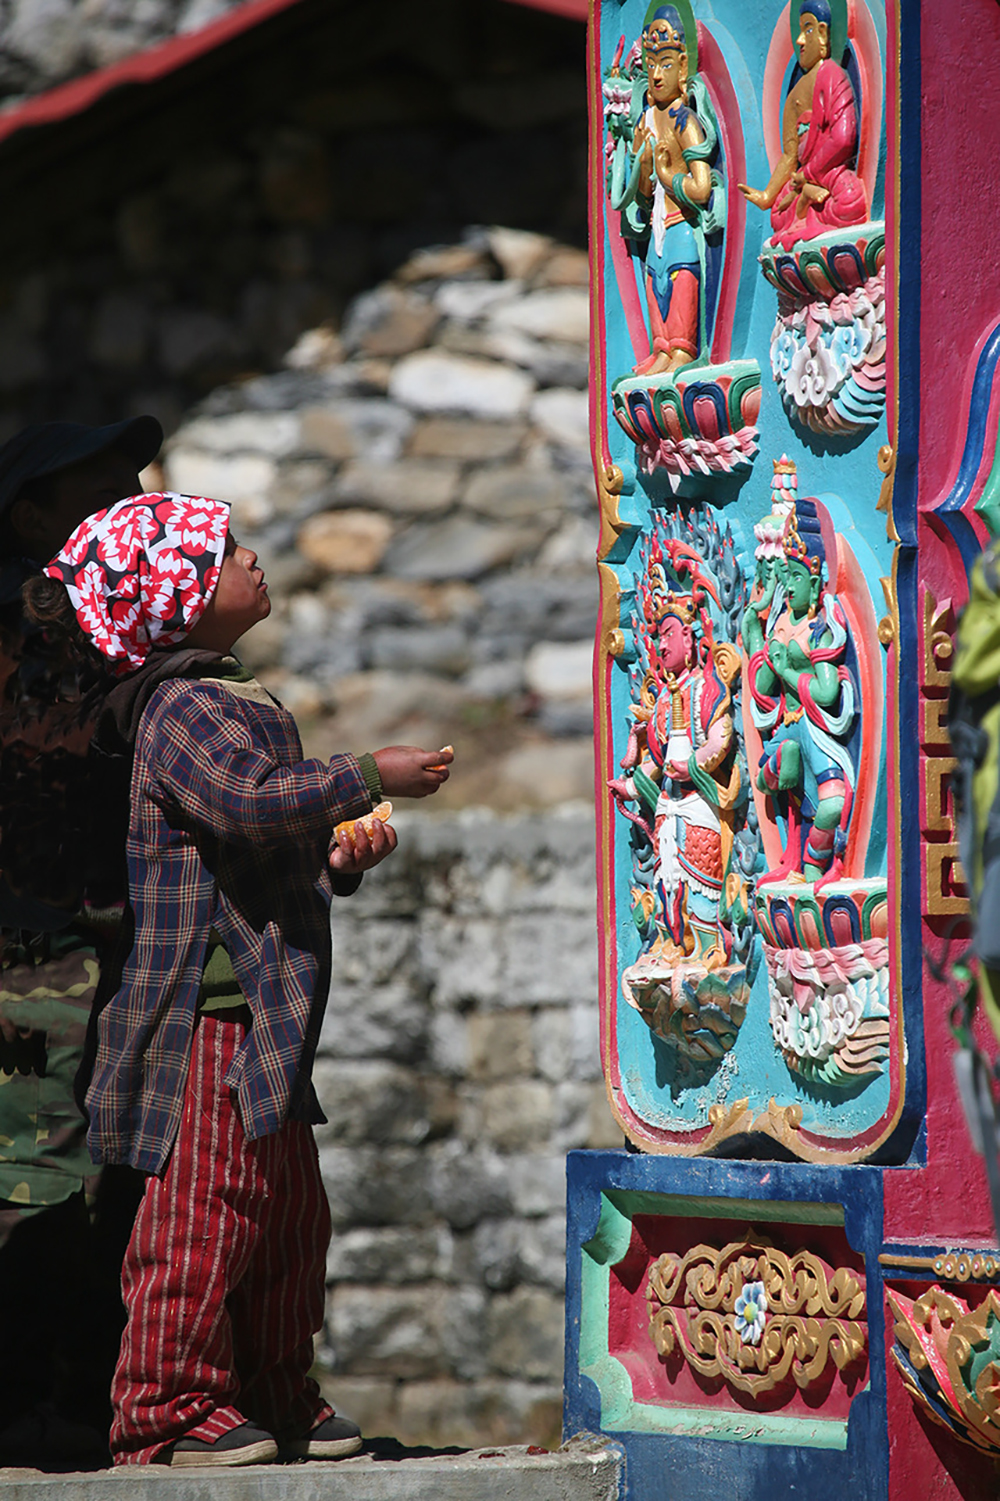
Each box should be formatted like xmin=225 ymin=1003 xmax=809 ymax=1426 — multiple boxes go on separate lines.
xmin=40 ymin=492 xmax=453 ymax=1468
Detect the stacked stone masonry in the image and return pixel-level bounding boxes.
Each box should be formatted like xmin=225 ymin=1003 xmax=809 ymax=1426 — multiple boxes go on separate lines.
xmin=158 ymin=227 xmax=599 ymax=810
xmin=314 ymin=806 xmax=616 ymax=1449
xmin=138 ymin=231 xmax=608 ymax=1448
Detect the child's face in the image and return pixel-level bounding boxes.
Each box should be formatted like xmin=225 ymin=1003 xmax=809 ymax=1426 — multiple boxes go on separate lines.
xmin=186 ymin=532 xmax=270 ymax=654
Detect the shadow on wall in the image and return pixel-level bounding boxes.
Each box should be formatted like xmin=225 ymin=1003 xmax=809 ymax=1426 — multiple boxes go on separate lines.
xmin=0 ymin=0 xmax=587 ymax=438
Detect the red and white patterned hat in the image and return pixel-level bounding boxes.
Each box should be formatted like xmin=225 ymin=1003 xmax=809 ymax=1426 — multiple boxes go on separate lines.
xmin=44 ymin=492 xmax=230 ymax=674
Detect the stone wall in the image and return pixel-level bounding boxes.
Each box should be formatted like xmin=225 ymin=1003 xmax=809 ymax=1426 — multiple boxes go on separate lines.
xmin=0 ymin=0 xmax=587 ymax=439
xmin=157 ymin=226 xmax=598 ymax=809
xmin=314 ymin=805 xmax=615 ymax=1449
xmin=148 ymin=231 xmax=612 ymax=1447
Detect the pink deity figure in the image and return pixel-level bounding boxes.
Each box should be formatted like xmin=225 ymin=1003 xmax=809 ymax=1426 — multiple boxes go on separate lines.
xmin=610 ymin=592 xmax=741 ymax=965
xmin=743 ymin=500 xmax=857 ymax=888
xmin=738 ymin=0 xmax=867 ymax=251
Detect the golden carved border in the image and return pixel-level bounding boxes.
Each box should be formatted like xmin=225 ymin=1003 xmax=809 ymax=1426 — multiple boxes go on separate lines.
xmin=647 ymin=1231 xmax=867 ymax=1400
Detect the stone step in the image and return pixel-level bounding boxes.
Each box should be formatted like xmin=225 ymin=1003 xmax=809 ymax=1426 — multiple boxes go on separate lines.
xmin=0 ymin=1439 xmax=623 ymax=1501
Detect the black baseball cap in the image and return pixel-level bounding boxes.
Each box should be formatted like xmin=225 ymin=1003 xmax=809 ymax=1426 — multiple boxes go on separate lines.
xmin=0 ymin=416 xmax=163 ymax=516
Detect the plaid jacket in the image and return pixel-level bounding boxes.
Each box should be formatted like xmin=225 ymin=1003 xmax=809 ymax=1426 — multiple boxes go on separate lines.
xmin=85 ymin=675 xmax=373 ymax=1174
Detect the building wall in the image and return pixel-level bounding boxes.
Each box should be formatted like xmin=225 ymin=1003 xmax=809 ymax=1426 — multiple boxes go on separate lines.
xmin=150 ymin=229 xmax=611 ymax=1447
xmin=0 ymin=0 xmax=601 ymax=1450
xmin=316 ymin=805 xmax=614 ymax=1448
xmin=0 ymin=0 xmax=587 ymax=439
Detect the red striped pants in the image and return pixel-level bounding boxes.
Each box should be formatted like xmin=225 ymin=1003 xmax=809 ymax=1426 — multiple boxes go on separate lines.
xmin=110 ymin=1012 xmax=334 ymax=1465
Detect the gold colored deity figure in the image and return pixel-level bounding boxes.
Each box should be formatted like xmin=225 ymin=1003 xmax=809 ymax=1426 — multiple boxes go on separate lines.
xmin=738 ymin=0 xmax=867 ymax=251
xmin=607 ymin=3 xmax=725 ymax=377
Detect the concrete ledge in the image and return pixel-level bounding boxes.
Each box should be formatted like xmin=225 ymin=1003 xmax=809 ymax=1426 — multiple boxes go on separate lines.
xmin=0 ymin=1439 xmax=622 ymax=1501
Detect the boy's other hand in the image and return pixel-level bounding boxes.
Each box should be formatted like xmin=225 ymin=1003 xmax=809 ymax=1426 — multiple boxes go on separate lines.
xmin=329 ymin=815 xmax=398 ymax=874
xmin=373 ymin=745 xmax=454 ymax=798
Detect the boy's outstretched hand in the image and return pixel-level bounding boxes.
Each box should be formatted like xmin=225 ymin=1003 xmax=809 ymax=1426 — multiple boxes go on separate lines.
xmin=329 ymin=815 xmax=398 ymax=874
xmin=373 ymin=744 xmax=454 ymax=798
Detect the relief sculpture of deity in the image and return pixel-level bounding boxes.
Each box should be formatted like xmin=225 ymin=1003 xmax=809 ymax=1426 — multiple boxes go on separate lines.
xmin=738 ymin=0 xmax=867 ymax=251
xmin=609 ymin=514 xmax=756 ymax=1066
xmin=606 ymin=3 xmax=724 ymax=373
xmin=744 ymin=461 xmax=889 ymax=1090
xmin=744 ymin=468 xmax=856 ymax=889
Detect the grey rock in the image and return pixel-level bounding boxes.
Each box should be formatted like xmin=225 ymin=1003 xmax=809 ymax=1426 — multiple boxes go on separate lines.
xmin=427 ymin=1011 xmax=469 ymax=1077
xmin=300 ymin=399 xmax=414 ymax=464
xmin=505 ymin=1154 xmax=569 ymax=1218
xmin=530 ymin=387 xmax=590 ymax=456
xmin=389 ymin=350 xmax=535 ymax=419
xmin=368 ymin=624 xmax=471 ymax=677
xmin=312 ymin=1061 xmax=434 ymax=1147
xmin=439 ymin=323 xmax=589 ymax=389
xmin=335 ymin=459 xmax=460 ymax=515
xmin=497 ymin=913 xmax=598 ymax=1007
xmin=488 ymin=287 xmax=589 ymax=344
xmin=433 ymin=279 xmax=524 ymax=323
xmin=439 ymin=1284 xmax=491 ymax=1381
xmin=479 ymin=572 xmax=599 ymax=643
xmin=319 ymin=1146 xmax=432 ymax=1229
xmin=467 ymin=1011 xmax=534 ymax=1082
xmin=472 ymin=1215 xmax=565 ymax=1292
xmin=488 ymin=1286 xmax=565 ymax=1381
xmin=408 ymin=416 xmax=527 ymax=462
xmin=386 ymin=516 xmax=546 ymax=582
xmin=487 ymin=227 xmax=554 ymax=282
xmin=330 ymin=914 xmax=417 ymax=987
xmin=392 ymin=1376 xmax=564 ymax=1451
xmin=537 ymin=698 xmax=595 ymax=738
xmin=462 ymin=661 xmax=526 ymax=699
xmin=171 ymin=410 xmax=301 ymax=457
xmin=428 ymin=1140 xmax=512 ymax=1229
xmin=463 ymin=465 xmax=575 ymax=520
xmin=321 ymin=984 xmax=428 ymax=1063
xmin=342 ymin=286 xmax=440 ymax=358
xmin=463 ymin=1080 xmax=556 ymax=1153
xmin=326 ymin=1283 xmax=451 ymax=1378
xmin=326 ymin=1225 xmax=454 ymax=1285
xmin=418 ymin=915 xmax=503 ymax=1008
xmin=534 ymin=1004 xmax=602 ymax=1084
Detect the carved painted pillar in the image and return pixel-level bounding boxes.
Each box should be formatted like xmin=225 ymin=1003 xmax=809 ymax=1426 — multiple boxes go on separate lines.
xmin=565 ymin=0 xmax=1000 ymax=1496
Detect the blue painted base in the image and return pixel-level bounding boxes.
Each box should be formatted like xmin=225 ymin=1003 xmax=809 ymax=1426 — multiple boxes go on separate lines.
xmin=563 ymin=1150 xmax=888 ymax=1501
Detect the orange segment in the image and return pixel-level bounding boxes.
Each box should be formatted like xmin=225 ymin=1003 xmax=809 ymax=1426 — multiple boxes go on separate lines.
xmin=334 ymin=800 xmax=393 ymax=849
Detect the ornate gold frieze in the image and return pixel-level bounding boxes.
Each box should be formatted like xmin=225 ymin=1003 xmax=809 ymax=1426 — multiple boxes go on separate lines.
xmin=646 ymin=1232 xmax=867 ymax=1399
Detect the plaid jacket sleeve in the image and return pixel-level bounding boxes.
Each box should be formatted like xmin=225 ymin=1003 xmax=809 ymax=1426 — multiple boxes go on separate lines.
xmin=141 ymin=681 xmax=372 ymax=848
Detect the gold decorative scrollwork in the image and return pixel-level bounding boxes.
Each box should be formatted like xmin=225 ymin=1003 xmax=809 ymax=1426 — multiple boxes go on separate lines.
xmin=597 ymin=463 xmax=630 ymax=561
xmin=876 ymin=442 xmax=899 ymax=542
xmin=647 ymin=1232 xmax=867 ymax=1399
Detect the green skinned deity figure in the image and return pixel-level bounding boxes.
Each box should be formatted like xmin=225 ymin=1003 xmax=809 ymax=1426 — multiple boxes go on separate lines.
xmin=744 ymin=488 xmax=858 ymax=888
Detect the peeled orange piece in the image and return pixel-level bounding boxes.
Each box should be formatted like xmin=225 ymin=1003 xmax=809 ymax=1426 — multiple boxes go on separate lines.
xmin=334 ymin=800 xmax=393 ymax=849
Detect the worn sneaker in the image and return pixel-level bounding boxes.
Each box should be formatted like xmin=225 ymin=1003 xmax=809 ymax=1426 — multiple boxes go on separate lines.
xmin=170 ymin=1421 xmax=279 ymax=1467
xmin=281 ymin=1414 xmax=363 ymax=1460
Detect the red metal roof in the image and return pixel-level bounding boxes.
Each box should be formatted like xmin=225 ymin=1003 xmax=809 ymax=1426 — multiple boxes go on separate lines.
xmin=0 ymin=0 xmax=587 ymax=152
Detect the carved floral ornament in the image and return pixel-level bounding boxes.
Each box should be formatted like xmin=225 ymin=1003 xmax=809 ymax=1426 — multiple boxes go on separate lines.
xmin=646 ymin=1232 xmax=867 ymax=1398
xmin=889 ymin=1286 xmax=1000 ymax=1454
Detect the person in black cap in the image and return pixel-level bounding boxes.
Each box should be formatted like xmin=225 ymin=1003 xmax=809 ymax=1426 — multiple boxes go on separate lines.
xmin=0 ymin=416 xmax=161 ymax=1469
xmin=0 ymin=417 xmax=161 ymax=587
